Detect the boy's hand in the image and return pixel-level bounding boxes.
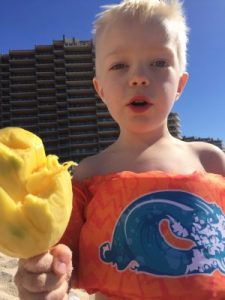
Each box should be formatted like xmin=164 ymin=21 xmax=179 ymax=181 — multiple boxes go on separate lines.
xmin=14 ymin=244 xmax=73 ymax=300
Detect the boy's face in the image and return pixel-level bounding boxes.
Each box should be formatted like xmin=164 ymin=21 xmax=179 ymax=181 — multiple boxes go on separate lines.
xmin=93 ymin=17 xmax=188 ymax=135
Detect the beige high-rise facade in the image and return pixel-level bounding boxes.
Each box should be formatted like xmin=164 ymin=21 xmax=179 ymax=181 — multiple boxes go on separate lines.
xmin=0 ymin=38 xmax=195 ymax=162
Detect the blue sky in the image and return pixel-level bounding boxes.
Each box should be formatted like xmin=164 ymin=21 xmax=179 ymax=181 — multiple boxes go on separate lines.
xmin=1 ymin=0 xmax=225 ymax=143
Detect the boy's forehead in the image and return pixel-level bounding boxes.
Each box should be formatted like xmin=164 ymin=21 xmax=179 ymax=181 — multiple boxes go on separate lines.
xmin=96 ymin=17 xmax=176 ymax=56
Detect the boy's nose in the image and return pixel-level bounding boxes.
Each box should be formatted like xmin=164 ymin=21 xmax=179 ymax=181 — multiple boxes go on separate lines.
xmin=129 ymin=68 xmax=150 ymax=87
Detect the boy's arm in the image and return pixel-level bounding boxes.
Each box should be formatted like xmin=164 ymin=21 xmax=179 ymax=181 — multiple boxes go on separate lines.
xmin=14 ymin=165 xmax=90 ymax=299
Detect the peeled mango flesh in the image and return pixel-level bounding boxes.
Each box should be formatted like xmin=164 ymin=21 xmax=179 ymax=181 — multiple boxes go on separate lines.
xmin=0 ymin=127 xmax=75 ymax=258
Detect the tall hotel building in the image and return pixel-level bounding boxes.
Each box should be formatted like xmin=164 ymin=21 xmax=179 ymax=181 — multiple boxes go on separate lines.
xmin=0 ymin=38 xmax=184 ymax=162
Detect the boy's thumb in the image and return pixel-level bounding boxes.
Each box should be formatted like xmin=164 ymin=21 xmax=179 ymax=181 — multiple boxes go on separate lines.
xmin=51 ymin=244 xmax=73 ymax=276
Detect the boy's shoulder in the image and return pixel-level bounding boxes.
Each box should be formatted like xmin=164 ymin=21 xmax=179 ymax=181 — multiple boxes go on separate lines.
xmin=73 ymin=152 xmax=107 ymax=182
xmin=73 ymin=140 xmax=225 ymax=181
xmin=187 ymin=140 xmax=225 ymax=176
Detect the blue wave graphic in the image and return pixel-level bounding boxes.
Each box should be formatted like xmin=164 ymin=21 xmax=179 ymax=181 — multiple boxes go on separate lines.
xmin=100 ymin=191 xmax=225 ymax=276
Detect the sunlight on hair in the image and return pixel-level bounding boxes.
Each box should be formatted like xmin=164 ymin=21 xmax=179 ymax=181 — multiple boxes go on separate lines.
xmin=92 ymin=0 xmax=189 ymax=72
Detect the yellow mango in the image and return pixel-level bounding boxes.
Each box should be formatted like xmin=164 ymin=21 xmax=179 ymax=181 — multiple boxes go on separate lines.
xmin=0 ymin=127 xmax=75 ymax=258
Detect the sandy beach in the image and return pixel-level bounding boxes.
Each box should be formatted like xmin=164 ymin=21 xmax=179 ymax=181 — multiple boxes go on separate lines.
xmin=0 ymin=253 xmax=94 ymax=300
xmin=0 ymin=254 xmax=18 ymax=300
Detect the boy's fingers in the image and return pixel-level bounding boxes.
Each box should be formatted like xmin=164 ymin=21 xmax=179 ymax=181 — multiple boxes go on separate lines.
xmin=16 ymin=280 xmax=69 ymax=300
xmin=18 ymin=244 xmax=73 ymax=275
xmin=18 ymin=251 xmax=53 ymax=273
xmin=15 ymin=267 xmax=66 ymax=293
xmin=51 ymin=244 xmax=73 ymax=276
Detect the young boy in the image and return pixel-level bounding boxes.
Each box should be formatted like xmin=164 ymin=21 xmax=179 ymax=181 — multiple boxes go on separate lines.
xmin=14 ymin=0 xmax=225 ymax=299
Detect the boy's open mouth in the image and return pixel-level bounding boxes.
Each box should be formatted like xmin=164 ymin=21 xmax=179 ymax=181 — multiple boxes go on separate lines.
xmin=128 ymin=96 xmax=152 ymax=106
xmin=127 ymin=96 xmax=153 ymax=112
xmin=130 ymin=100 xmax=148 ymax=106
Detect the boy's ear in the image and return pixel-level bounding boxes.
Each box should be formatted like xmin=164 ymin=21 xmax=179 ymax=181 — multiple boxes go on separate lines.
xmin=93 ymin=77 xmax=105 ymax=101
xmin=176 ymin=72 xmax=189 ymax=100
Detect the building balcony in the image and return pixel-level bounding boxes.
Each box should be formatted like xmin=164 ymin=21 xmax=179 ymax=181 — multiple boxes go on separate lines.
xmin=35 ymin=54 xmax=54 ymax=60
xmin=37 ymin=94 xmax=55 ymax=100
xmin=0 ymin=71 xmax=10 ymax=77
xmin=69 ymin=141 xmax=98 ymax=148
xmin=64 ymin=53 xmax=92 ymax=60
xmin=67 ymin=88 xmax=94 ymax=95
xmin=67 ymin=97 xmax=95 ymax=103
xmin=65 ymin=62 xmax=93 ymax=69
xmin=1 ymin=103 xmax=10 ymax=109
xmin=36 ymin=71 xmax=55 ymax=77
xmin=68 ymin=106 xmax=96 ymax=113
xmin=68 ymin=104 xmax=96 ymax=110
xmin=1 ymin=85 xmax=10 ymax=90
xmin=38 ymin=127 xmax=58 ymax=136
xmin=10 ymin=83 xmax=36 ymax=90
xmin=96 ymin=102 xmax=107 ymax=107
xmin=38 ymin=121 xmax=57 ymax=128
xmin=55 ymin=75 xmax=65 ymax=81
xmin=10 ymin=91 xmax=36 ymax=97
xmin=99 ymin=139 xmax=116 ymax=145
xmin=98 ymin=126 xmax=118 ymax=133
xmin=35 ymin=45 xmax=53 ymax=52
xmin=10 ymin=75 xmax=36 ymax=82
xmin=69 ymin=118 xmax=97 ymax=125
xmin=0 ymin=55 xmax=9 ymax=63
xmin=54 ymin=58 xmax=64 ymax=64
xmin=11 ymin=107 xmax=38 ymax=114
xmin=55 ymin=82 xmax=66 ymax=88
xmin=36 ymin=79 xmax=55 ymax=84
xmin=68 ymin=123 xmax=96 ymax=131
xmin=68 ymin=112 xmax=96 ymax=120
xmin=96 ymin=111 xmax=111 ymax=118
xmin=38 ymin=104 xmax=56 ymax=111
xmin=55 ymin=93 xmax=66 ymax=99
xmin=63 ymin=40 xmax=92 ymax=51
xmin=97 ymin=119 xmax=115 ymax=126
xmin=1 ymin=95 xmax=10 ymax=100
xmin=70 ymin=135 xmax=98 ymax=143
xmin=66 ymin=79 xmax=93 ymax=86
xmin=10 ymin=115 xmax=38 ymax=122
xmin=66 ymin=71 xmax=94 ymax=78
xmin=9 ymin=49 xmax=34 ymax=57
xmin=10 ymin=99 xmax=37 ymax=106
xmin=9 ymin=59 xmax=35 ymax=66
xmin=36 ymin=63 xmax=54 ymax=69
xmin=53 ymin=49 xmax=64 ymax=55
xmin=10 ymin=67 xmax=35 ymax=73
xmin=37 ymin=87 xmax=55 ymax=93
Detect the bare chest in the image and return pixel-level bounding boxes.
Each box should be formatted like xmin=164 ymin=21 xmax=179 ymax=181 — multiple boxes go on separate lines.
xmin=97 ymin=146 xmax=205 ymax=175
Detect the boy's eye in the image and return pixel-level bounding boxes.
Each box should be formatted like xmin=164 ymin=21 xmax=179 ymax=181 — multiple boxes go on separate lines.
xmin=151 ymin=59 xmax=168 ymax=68
xmin=110 ymin=63 xmax=127 ymax=70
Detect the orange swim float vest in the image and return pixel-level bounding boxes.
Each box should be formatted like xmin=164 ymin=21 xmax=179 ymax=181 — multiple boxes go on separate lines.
xmin=62 ymin=171 xmax=225 ymax=300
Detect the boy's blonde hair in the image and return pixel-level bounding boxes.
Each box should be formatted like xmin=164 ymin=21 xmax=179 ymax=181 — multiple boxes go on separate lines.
xmin=93 ymin=0 xmax=189 ymax=73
